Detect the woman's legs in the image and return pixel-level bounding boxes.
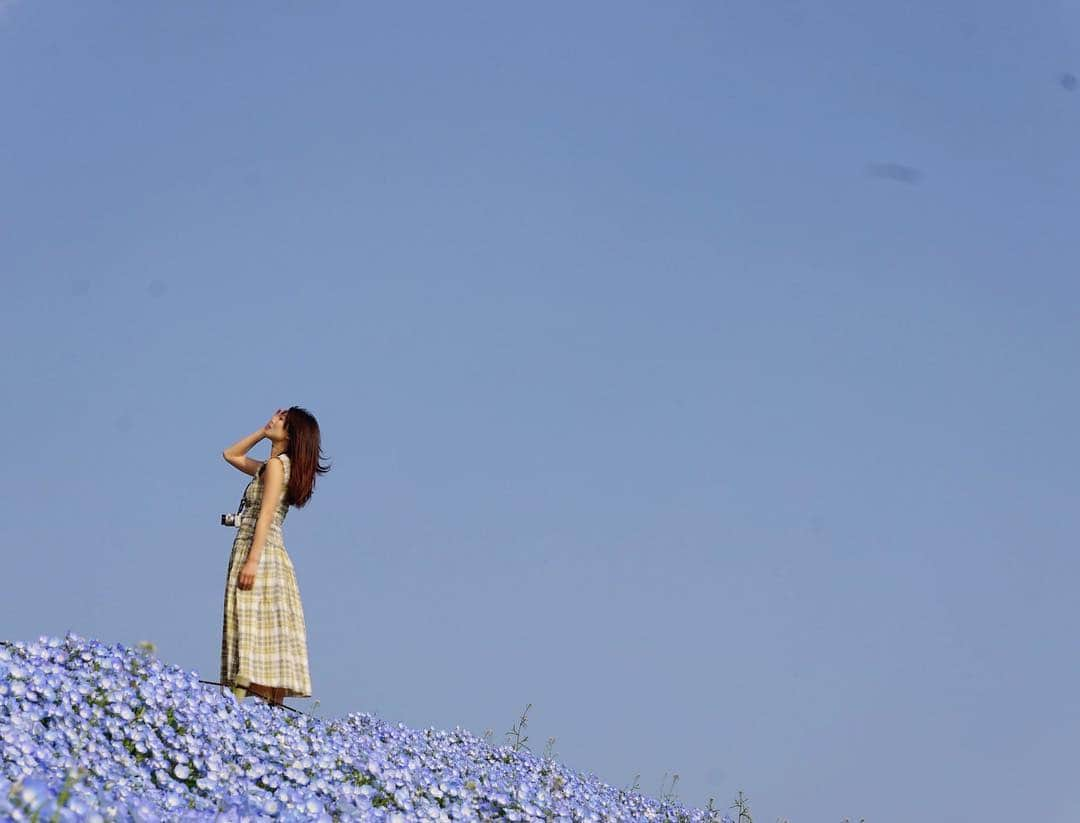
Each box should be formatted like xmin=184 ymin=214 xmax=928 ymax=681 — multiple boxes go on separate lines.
xmin=247 ymin=682 xmax=272 ymax=701
xmin=246 ymin=682 xmax=285 ymax=705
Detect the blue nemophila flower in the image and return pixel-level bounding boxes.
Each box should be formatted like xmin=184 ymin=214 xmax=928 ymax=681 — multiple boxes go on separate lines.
xmin=14 ymin=774 xmax=49 ymax=807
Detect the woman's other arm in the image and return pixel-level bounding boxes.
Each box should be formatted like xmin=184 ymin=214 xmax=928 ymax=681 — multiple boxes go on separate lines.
xmin=238 ymin=456 xmax=284 ymax=590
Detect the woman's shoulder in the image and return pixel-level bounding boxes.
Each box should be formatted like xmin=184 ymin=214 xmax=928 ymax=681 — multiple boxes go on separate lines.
xmin=255 ymin=454 xmax=289 ymax=478
xmin=273 ymin=453 xmax=291 ymax=481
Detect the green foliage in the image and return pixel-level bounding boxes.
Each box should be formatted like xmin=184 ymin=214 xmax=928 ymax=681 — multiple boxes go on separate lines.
xmin=51 ymin=766 xmax=87 ymax=822
xmin=165 ymin=707 xmax=187 ymax=736
xmin=731 ymin=789 xmax=752 ymax=823
xmin=504 ymin=702 xmax=532 ymax=753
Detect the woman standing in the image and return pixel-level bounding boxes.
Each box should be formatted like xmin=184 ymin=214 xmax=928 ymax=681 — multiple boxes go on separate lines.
xmin=220 ymin=407 xmax=330 ymax=706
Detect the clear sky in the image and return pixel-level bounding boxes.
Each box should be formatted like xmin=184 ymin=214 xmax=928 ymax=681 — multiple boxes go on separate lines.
xmin=2 ymin=2 xmax=1078 ymax=821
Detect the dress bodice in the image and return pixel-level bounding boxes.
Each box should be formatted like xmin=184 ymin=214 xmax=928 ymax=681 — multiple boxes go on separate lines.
xmin=238 ymin=453 xmax=291 ymax=533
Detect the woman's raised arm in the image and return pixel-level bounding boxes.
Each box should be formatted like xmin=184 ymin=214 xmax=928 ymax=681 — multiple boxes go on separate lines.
xmin=223 ymin=428 xmax=267 ymax=476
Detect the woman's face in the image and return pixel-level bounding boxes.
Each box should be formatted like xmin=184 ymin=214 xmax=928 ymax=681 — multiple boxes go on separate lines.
xmin=264 ymin=408 xmax=289 ymax=445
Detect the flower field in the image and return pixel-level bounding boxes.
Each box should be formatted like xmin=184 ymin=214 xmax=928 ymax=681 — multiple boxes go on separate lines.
xmin=0 ymin=634 xmax=723 ymax=822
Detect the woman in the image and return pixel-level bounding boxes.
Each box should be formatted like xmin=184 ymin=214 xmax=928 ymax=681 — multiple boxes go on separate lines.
xmin=220 ymin=406 xmax=330 ymax=706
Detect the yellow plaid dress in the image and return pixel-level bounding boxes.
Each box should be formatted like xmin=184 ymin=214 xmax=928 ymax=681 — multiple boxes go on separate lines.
xmin=220 ymin=453 xmax=312 ymax=698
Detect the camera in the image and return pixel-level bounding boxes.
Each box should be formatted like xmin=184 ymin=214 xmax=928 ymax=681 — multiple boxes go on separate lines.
xmin=221 ymin=497 xmax=247 ymax=527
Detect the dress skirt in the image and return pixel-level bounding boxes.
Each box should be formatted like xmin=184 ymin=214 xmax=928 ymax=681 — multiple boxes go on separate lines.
xmin=220 ymin=526 xmax=312 ymax=698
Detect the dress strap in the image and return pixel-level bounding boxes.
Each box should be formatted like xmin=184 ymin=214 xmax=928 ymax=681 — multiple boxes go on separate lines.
xmin=258 ymin=453 xmax=291 ymax=481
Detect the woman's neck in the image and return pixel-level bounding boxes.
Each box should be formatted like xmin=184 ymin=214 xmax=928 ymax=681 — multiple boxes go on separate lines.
xmin=270 ymin=444 xmax=288 ymax=459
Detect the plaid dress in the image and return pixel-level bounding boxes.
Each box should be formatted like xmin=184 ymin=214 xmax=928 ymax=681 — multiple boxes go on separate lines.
xmin=220 ymin=453 xmax=312 ymax=698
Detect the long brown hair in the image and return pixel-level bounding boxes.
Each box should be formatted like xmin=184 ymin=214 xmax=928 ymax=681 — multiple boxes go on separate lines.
xmin=282 ymin=406 xmax=331 ymax=508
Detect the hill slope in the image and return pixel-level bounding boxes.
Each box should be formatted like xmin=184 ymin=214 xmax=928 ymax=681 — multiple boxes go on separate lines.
xmin=0 ymin=634 xmax=723 ymax=821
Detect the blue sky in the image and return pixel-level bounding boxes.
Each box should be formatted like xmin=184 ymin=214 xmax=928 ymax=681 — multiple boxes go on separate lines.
xmin=2 ymin=2 xmax=1078 ymax=820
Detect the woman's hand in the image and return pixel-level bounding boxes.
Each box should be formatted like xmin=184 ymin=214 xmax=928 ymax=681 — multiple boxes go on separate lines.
xmin=238 ymin=559 xmax=260 ymax=590
xmin=264 ymin=408 xmax=286 ymax=433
